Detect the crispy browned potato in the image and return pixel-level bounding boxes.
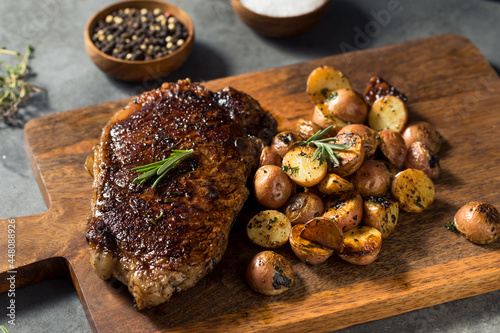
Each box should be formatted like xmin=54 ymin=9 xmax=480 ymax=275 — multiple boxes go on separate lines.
xmin=351 ymin=160 xmax=391 ymax=197
xmin=331 ymin=132 xmax=365 ymax=177
xmin=300 ymin=217 xmax=344 ymax=251
xmin=391 ymin=169 xmax=435 ymax=212
xmin=337 ymin=124 xmax=381 ymax=160
xmin=363 ymin=76 xmax=408 ymax=106
xmin=254 ymin=165 xmax=293 ymax=209
xmin=323 ymin=191 xmax=364 ymax=232
xmin=317 ymin=173 xmax=354 ymax=196
xmin=306 ymin=65 xmax=353 ymax=104
xmin=295 ymin=118 xmax=339 ymax=140
xmin=259 ymin=146 xmax=282 ymax=168
xmin=282 ymin=146 xmax=328 ymax=187
xmin=404 ymin=141 xmax=441 ymax=179
xmin=289 ymin=224 xmax=334 ymax=265
xmin=363 ymin=196 xmax=399 ymax=238
xmin=270 ymin=131 xmax=302 ymax=158
xmin=337 ymin=226 xmax=382 ymax=265
xmin=454 ymin=202 xmax=500 ymax=244
xmin=323 ymin=88 xmax=369 ymax=124
xmin=282 ymin=192 xmax=325 ymax=225
xmin=247 ymin=210 xmax=292 ymax=248
xmin=311 ymin=104 xmax=347 ymax=129
xmin=246 ymin=251 xmax=294 ymax=295
xmin=368 ymin=95 xmax=408 ymax=132
xmin=402 ymin=121 xmax=443 ymax=153
xmin=378 ymin=129 xmax=407 ymax=169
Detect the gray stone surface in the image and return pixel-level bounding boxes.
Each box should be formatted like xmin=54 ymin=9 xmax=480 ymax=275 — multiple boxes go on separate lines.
xmin=0 ymin=0 xmax=499 ymax=331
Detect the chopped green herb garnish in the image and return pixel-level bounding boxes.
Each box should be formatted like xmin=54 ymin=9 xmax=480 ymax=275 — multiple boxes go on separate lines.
xmin=446 ymin=221 xmax=457 ymax=232
xmin=282 ymin=165 xmax=300 ymax=174
xmin=132 ymin=149 xmax=193 ymax=188
xmin=325 ymin=91 xmax=338 ymax=102
xmin=319 ymin=88 xmax=329 ymax=97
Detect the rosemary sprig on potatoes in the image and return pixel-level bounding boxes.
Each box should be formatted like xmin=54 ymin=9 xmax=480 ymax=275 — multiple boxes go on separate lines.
xmin=294 ymin=125 xmax=351 ymax=170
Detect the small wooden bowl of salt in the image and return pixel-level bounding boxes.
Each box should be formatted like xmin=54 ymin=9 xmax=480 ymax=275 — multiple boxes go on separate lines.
xmin=231 ymin=0 xmax=330 ymax=38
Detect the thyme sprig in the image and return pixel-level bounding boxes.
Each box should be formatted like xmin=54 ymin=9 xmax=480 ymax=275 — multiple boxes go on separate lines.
xmin=294 ymin=125 xmax=351 ymax=170
xmin=0 ymin=325 xmax=11 ymax=333
xmin=132 ymin=149 xmax=193 ymax=188
xmin=0 ymin=45 xmax=41 ymax=124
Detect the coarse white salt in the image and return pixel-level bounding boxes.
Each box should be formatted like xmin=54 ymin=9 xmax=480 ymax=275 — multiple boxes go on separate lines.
xmin=240 ymin=0 xmax=327 ymax=17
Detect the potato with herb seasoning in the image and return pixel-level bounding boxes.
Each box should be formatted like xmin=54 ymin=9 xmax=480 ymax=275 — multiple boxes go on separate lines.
xmin=368 ymin=95 xmax=408 ymax=132
xmin=282 ymin=192 xmax=325 ymax=225
xmin=402 ymin=121 xmax=443 ymax=153
xmin=363 ymin=197 xmax=399 ymax=238
xmin=404 ymin=141 xmax=441 ymax=179
xmin=317 ymin=173 xmax=354 ymax=196
xmin=323 ymin=191 xmax=364 ymax=232
xmin=270 ymin=131 xmax=302 ymax=158
xmin=391 ymin=169 xmax=435 ymax=212
xmin=258 ymin=146 xmax=282 ymax=168
xmin=254 ymin=165 xmax=293 ymax=209
xmin=323 ymin=88 xmax=369 ymax=124
xmin=378 ymin=129 xmax=407 ymax=169
xmin=330 ymin=132 xmax=365 ymax=178
xmin=295 ymin=118 xmax=338 ymax=140
xmin=289 ymin=224 xmax=334 ymax=265
xmin=351 ymin=160 xmax=391 ymax=197
xmin=282 ymin=146 xmax=328 ymax=187
xmin=337 ymin=124 xmax=381 ymax=160
xmin=246 ymin=251 xmax=294 ymax=295
xmin=337 ymin=226 xmax=382 ymax=265
xmin=454 ymin=202 xmax=500 ymax=244
xmin=312 ymin=103 xmax=348 ymax=129
xmin=306 ymin=65 xmax=353 ymax=104
xmin=247 ymin=210 xmax=292 ymax=248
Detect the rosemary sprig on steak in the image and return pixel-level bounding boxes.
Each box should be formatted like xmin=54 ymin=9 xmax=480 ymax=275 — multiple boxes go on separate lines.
xmin=294 ymin=125 xmax=351 ymax=170
xmin=132 ymin=149 xmax=194 ymax=188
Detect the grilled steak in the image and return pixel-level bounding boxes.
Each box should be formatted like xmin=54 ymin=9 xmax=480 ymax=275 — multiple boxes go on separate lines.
xmin=85 ymin=79 xmax=276 ymax=309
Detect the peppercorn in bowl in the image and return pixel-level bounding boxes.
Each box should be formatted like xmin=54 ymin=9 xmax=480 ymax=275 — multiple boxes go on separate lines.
xmin=84 ymin=0 xmax=194 ymax=82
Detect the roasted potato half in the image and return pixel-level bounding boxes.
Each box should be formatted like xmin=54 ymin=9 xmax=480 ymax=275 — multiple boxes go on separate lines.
xmin=312 ymin=104 xmax=348 ymax=129
xmin=351 ymin=160 xmax=391 ymax=197
xmin=404 ymin=141 xmax=441 ymax=179
xmin=338 ymin=226 xmax=382 ymax=265
xmin=363 ymin=196 xmax=399 ymax=238
xmin=247 ymin=210 xmax=292 ymax=248
xmin=295 ymin=118 xmax=338 ymax=140
xmin=300 ymin=217 xmax=344 ymax=251
xmin=323 ymin=191 xmax=364 ymax=232
xmin=368 ymin=95 xmax=408 ymax=132
xmin=378 ymin=129 xmax=407 ymax=169
xmin=246 ymin=251 xmax=294 ymax=295
xmin=323 ymin=88 xmax=369 ymax=124
xmin=402 ymin=121 xmax=443 ymax=153
xmin=337 ymin=124 xmax=381 ymax=160
xmin=391 ymin=169 xmax=435 ymax=212
xmin=282 ymin=192 xmax=325 ymax=225
xmin=307 ymin=65 xmax=353 ymax=104
xmin=254 ymin=165 xmax=293 ymax=209
xmin=259 ymin=146 xmax=282 ymax=168
xmin=454 ymin=201 xmax=500 ymax=244
xmin=270 ymin=131 xmax=302 ymax=158
xmin=331 ymin=132 xmax=365 ymax=178
xmin=317 ymin=173 xmax=354 ymax=196
xmin=289 ymin=224 xmax=334 ymax=265
xmin=282 ymin=146 xmax=328 ymax=187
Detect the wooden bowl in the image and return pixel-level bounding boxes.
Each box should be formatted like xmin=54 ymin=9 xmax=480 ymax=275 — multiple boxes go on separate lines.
xmin=231 ymin=0 xmax=330 ymax=38
xmin=84 ymin=0 xmax=194 ymax=82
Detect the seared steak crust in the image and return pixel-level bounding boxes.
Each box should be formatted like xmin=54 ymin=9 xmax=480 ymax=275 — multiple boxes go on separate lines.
xmin=86 ymin=79 xmax=275 ymax=309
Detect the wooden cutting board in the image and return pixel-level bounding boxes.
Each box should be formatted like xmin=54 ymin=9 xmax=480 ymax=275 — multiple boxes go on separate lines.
xmin=1 ymin=34 xmax=500 ymax=332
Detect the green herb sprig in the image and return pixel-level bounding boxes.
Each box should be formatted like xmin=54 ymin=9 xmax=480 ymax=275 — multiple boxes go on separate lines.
xmin=294 ymin=125 xmax=351 ymax=171
xmin=445 ymin=220 xmax=457 ymax=232
xmin=1 ymin=45 xmax=41 ymax=124
xmin=0 ymin=325 xmax=12 ymax=333
xmin=132 ymin=149 xmax=193 ymax=188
